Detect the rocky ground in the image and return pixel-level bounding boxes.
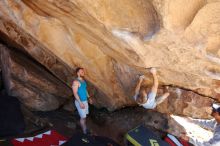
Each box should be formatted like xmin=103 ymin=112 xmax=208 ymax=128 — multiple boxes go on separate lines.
xmin=29 ymin=106 xmax=212 ymax=145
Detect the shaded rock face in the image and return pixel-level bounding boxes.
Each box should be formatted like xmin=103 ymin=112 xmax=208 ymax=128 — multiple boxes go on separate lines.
xmin=155 ymin=86 xmax=213 ymax=118
xmin=0 ymin=0 xmax=219 ymax=117
xmin=0 ymin=44 xmax=72 ymax=111
xmin=88 ymin=107 xmax=186 ymax=145
xmin=0 ymin=67 xmax=2 ymax=90
xmin=0 ymin=19 xmax=74 ymax=86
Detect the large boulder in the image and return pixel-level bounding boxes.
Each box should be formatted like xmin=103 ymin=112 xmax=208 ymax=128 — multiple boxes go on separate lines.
xmin=0 ymin=44 xmax=72 ymax=111
xmin=0 ymin=0 xmax=219 ymax=117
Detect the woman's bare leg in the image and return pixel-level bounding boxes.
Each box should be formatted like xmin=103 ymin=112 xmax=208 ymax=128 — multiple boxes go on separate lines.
xmin=156 ymin=92 xmax=170 ymax=105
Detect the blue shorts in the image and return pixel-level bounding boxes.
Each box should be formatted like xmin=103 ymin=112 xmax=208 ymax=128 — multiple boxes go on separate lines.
xmin=75 ymin=100 xmax=89 ymax=119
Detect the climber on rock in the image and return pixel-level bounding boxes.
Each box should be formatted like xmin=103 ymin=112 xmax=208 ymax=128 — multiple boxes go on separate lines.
xmin=133 ymin=68 xmax=170 ymax=109
xmin=72 ymin=67 xmax=92 ymax=134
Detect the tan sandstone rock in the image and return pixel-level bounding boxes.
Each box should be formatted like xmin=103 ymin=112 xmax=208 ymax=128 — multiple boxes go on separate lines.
xmin=72 ymin=0 xmax=159 ymax=38
xmin=163 ymin=0 xmax=206 ymax=31
xmin=0 ymin=0 xmax=219 ymax=116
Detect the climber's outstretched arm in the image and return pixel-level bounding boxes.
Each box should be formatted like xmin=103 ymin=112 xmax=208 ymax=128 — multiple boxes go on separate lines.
xmin=135 ymin=75 xmax=145 ymax=95
xmin=150 ymin=68 xmax=158 ymax=94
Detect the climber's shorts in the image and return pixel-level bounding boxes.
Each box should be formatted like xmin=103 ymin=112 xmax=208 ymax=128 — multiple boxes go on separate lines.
xmin=75 ymin=100 xmax=89 ymax=119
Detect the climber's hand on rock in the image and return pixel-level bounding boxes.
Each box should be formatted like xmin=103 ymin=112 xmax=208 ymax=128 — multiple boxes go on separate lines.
xmin=150 ymin=67 xmax=157 ymax=75
xmin=139 ymin=75 xmax=145 ymax=81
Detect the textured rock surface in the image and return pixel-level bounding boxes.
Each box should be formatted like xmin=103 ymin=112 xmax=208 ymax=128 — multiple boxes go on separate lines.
xmin=163 ymin=0 xmax=206 ymax=31
xmin=156 ymin=87 xmax=213 ymax=118
xmin=88 ymin=107 xmax=212 ymax=145
xmin=72 ymin=0 xmax=159 ymax=37
xmin=0 ymin=44 xmax=72 ymax=111
xmin=0 ymin=0 xmax=219 ymax=116
xmin=0 ymin=18 xmax=74 ymax=86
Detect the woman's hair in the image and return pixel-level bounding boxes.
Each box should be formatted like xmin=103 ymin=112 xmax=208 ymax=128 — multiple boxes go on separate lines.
xmin=136 ymin=87 xmax=147 ymax=104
